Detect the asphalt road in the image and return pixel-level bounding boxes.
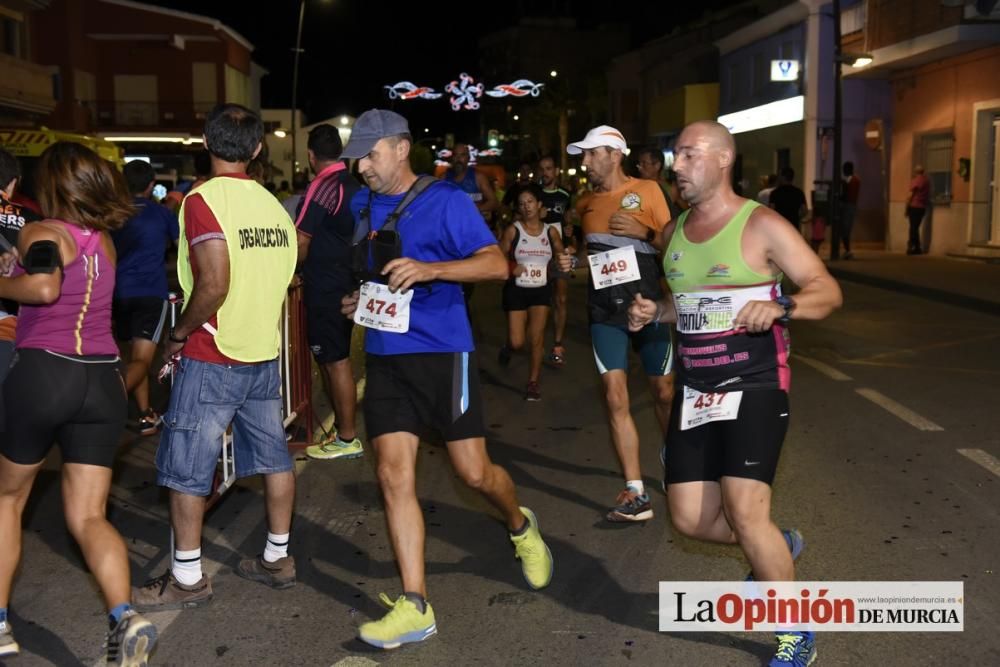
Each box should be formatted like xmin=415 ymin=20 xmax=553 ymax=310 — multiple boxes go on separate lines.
xmin=5 ymin=274 xmax=999 ymax=666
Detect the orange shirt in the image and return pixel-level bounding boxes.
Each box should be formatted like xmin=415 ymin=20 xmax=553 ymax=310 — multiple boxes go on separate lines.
xmin=575 ymin=177 xmax=670 ymax=243
xmin=0 ymin=316 xmax=15 ymax=342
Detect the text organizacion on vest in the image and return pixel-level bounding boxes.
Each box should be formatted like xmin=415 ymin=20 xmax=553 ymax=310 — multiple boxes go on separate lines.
xmin=238 ymin=225 xmax=291 ymax=250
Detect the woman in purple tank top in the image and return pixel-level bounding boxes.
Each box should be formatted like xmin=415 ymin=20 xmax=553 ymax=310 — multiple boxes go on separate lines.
xmin=0 ymin=142 xmax=158 ymax=661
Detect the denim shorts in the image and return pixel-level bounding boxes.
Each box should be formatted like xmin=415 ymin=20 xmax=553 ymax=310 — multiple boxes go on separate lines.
xmin=156 ymin=357 xmax=292 ymax=495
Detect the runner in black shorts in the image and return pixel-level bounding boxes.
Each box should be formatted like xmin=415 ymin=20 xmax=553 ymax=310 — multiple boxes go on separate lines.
xmin=628 ymin=121 xmax=842 ymax=667
xmin=112 ymin=159 xmax=178 ymax=436
xmin=0 ymin=142 xmax=158 ymax=663
xmin=497 ymin=184 xmax=563 ymax=401
xmin=340 ymin=109 xmax=552 ymax=650
xmin=294 ymin=124 xmax=363 ymax=462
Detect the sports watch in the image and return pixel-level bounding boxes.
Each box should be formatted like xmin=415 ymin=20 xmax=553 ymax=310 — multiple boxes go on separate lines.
xmin=775 ymin=295 xmax=796 ymax=323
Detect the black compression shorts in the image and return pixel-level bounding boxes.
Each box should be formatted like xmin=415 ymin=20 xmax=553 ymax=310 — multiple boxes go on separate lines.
xmin=1 ymin=348 xmax=127 ymax=467
xmin=663 ymin=388 xmax=789 ymax=486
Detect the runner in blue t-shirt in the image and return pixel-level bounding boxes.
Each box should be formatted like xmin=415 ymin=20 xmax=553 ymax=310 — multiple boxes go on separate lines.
xmin=112 ymin=160 xmax=179 ymax=435
xmin=340 ymin=109 xmax=553 ymax=651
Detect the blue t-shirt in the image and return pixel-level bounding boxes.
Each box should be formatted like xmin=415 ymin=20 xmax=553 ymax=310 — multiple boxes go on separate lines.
xmin=111 ymin=197 xmax=180 ymax=299
xmin=350 ymin=179 xmax=496 ymax=355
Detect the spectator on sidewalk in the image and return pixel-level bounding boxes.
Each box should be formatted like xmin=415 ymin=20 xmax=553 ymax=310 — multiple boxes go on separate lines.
xmin=769 ymin=167 xmax=807 ymax=231
xmin=907 ymin=165 xmax=930 ymax=255
xmin=756 ymin=173 xmax=778 ymax=207
xmin=112 ymin=159 xmax=179 ymax=435
xmin=132 ymin=103 xmax=298 ymax=611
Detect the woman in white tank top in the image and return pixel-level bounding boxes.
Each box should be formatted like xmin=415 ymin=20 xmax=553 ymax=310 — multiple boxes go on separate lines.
xmin=497 ymin=184 xmax=564 ymax=401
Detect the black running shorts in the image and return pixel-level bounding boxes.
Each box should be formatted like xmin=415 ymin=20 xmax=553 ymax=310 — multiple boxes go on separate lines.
xmin=112 ymin=296 xmax=168 ymax=343
xmin=304 ymin=287 xmax=355 ymax=364
xmin=1 ymin=348 xmax=127 ymax=467
xmin=501 ymin=281 xmax=553 ymax=312
xmin=363 ymin=351 xmax=486 ymax=442
xmin=663 ymin=388 xmax=789 ymax=486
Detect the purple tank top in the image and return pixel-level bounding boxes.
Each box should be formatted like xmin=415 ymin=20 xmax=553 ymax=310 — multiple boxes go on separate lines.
xmin=15 ymin=221 xmax=118 ymax=355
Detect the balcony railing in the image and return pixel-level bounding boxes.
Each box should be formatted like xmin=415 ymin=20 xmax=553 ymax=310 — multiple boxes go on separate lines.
xmin=92 ymin=100 xmax=216 ymax=130
xmin=841 ymin=2 xmax=867 ymax=35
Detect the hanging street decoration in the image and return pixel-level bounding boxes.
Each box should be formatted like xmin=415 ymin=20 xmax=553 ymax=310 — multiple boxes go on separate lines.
xmin=384 ymin=72 xmax=546 ymax=111
xmin=445 ymin=72 xmax=484 ymax=111
xmin=485 ymin=79 xmax=545 ymax=98
xmin=384 ymin=82 xmax=443 ymax=100
xmin=434 ymin=145 xmax=502 ymax=167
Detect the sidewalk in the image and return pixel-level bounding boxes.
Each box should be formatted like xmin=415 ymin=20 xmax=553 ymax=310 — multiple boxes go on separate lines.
xmin=824 ymin=248 xmax=1000 ymax=316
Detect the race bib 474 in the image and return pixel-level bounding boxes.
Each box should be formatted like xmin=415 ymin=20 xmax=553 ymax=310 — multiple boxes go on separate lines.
xmin=354 ymin=281 xmax=413 ymax=333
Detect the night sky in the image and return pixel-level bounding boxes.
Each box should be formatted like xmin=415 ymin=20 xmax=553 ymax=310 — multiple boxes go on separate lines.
xmin=143 ymin=0 xmax=740 ymax=130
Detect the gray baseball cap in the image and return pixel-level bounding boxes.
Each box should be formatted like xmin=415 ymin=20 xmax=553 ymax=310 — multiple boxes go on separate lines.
xmin=341 ymin=109 xmax=411 ymax=159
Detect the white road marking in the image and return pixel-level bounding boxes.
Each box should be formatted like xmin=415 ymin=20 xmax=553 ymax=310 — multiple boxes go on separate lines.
xmin=792 ymin=353 xmax=852 ymax=381
xmin=330 ymin=658 xmax=380 ymax=667
xmin=957 ymin=448 xmax=1000 ymax=478
xmin=855 ymin=388 xmax=944 ymax=431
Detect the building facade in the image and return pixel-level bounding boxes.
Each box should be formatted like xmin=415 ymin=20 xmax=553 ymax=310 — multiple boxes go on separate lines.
xmin=716 ymin=0 xmax=890 ymax=243
xmin=846 ymin=0 xmax=1000 ymax=256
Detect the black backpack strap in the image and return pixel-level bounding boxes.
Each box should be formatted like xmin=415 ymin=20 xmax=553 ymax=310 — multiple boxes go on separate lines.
xmin=381 ymin=175 xmax=439 ymax=233
xmin=352 ymin=188 xmax=378 ymax=245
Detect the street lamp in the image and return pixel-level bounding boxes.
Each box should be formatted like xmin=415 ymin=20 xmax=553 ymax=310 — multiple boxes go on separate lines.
xmin=831 ymin=0 xmax=875 ymax=260
xmin=291 ymin=0 xmax=306 ymax=180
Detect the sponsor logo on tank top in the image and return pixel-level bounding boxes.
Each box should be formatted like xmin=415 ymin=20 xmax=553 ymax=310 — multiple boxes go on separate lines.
xmin=620 ymin=192 xmax=641 ymax=210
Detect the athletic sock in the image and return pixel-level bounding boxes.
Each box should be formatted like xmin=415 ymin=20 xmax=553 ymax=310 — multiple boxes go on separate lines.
xmin=263 ymin=532 xmax=289 ymax=563
xmin=108 ymin=603 xmax=132 ymax=627
xmin=626 ymin=480 xmax=646 ymax=496
xmin=509 ymin=515 xmax=530 ymax=536
xmin=0 ymin=607 xmax=7 ymax=623
xmin=403 ymin=592 xmax=427 ymax=614
xmin=172 ymin=548 xmax=203 ymax=586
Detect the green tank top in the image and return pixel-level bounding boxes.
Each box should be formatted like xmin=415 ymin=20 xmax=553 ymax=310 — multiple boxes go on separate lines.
xmin=663 ymin=199 xmax=791 ymax=393
xmin=663 ymin=199 xmax=777 ymax=292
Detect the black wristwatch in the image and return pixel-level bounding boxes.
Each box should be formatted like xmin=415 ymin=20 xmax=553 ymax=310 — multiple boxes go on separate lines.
xmin=775 ymin=295 xmax=796 ymax=323
xmin=168 ymin=328 xmax=188 ymax=344
xmin=645 ymin=227 xmax=656 ymax=242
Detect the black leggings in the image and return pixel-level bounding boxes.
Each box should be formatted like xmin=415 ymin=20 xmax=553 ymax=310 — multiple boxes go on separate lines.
xmin=0 ymin=348 xmax=126 ymax=466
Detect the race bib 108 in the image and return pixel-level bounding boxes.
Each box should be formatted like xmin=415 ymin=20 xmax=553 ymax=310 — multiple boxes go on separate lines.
xmin=515 ymin=263 xmax=548 ymax=288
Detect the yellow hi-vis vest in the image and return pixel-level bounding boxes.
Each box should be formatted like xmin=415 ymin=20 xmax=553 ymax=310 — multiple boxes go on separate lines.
xmin=178 ymin=177 xmax=297 ymax=362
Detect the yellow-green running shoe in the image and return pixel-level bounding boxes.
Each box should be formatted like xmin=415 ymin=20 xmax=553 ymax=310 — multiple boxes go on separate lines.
xmin=305 ymin=436 xmax=363 ymax=461
xmin=358 ymin=593 xmax=437 ymax=649
xmin=509 ymin=507 xmax=553 ymax=590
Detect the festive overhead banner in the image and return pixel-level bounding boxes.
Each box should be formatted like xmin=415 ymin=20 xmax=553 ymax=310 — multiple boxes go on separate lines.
xmin=384 ymin=82 xmax=442 ymax=100
xmin=385 ymin=73 xmax=545 ymax=111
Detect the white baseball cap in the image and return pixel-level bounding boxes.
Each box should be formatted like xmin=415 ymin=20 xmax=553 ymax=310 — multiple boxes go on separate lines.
xmin=566 ymin=125 xmax=628 ymax=155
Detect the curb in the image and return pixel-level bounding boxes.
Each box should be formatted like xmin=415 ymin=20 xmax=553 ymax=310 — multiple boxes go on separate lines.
xmin=828 ymin=267 xmax=1000 ymax=317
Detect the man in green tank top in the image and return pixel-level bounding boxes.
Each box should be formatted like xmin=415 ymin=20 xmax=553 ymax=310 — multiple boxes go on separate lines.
xmin=628 ymin=121 xmax=842 ymax=667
